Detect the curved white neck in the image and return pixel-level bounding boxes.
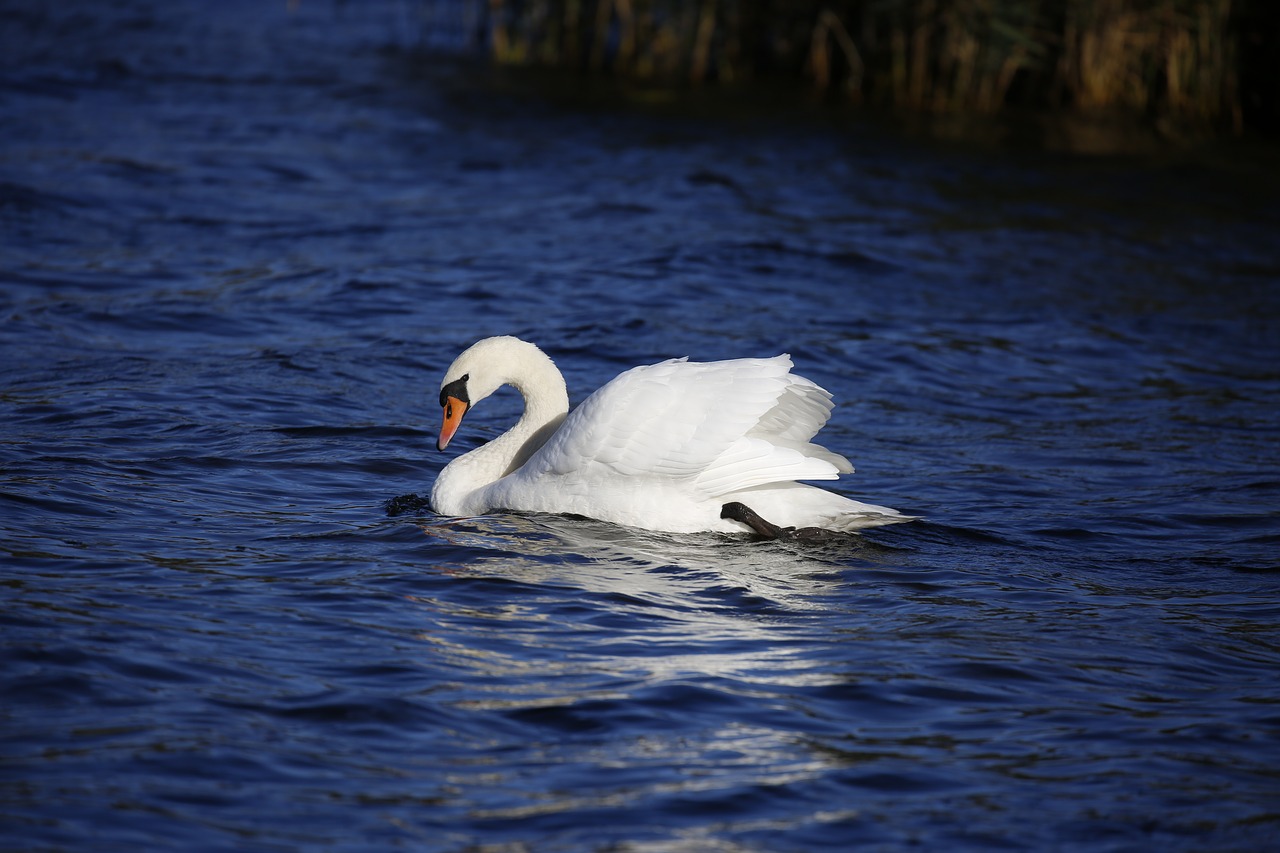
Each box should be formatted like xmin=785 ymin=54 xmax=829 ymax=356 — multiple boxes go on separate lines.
xmin=490 ymin=368 xmax=569 ymax=476
xmin=431 ymin=339 xmax=570 ymax=516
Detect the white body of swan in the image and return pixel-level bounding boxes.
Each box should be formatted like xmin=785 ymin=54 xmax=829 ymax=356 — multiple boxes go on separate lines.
xmin=430 ymin=336 xmax=912 ymax=535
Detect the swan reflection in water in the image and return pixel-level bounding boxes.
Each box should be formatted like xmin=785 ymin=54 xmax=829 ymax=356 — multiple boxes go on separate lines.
xmin=412 ymin=509 xmax=905 ymax=613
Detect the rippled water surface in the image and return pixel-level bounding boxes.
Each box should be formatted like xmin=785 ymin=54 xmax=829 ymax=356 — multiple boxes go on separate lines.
xmin=4 ymin=1 xmax=1280 ymax=850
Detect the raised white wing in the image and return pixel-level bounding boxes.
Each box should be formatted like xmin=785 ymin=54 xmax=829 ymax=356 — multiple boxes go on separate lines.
xmin=517 ymin=354 xmax=853 ymax=497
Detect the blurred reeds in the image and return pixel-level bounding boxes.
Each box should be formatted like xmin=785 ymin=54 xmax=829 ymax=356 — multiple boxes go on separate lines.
xmin=425 ymin=0 xmax=1267 ymax=133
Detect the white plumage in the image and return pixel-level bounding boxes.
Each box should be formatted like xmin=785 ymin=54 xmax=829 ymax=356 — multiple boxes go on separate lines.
xmin=430 ymin=336 xmax=911 ymax=534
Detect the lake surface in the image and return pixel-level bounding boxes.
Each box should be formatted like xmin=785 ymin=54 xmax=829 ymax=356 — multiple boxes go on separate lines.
xmin=3 ymin=1 xmax=1280 ymax=850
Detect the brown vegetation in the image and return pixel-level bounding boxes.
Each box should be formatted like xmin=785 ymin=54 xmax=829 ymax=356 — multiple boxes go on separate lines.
xmin=423 ymin=0 xmax=1261 ymax=133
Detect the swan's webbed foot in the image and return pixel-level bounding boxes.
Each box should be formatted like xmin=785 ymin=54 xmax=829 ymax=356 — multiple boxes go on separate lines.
xmin=720 ymin=501 xmax=788 ymax=540
xmin=720 ymin=501 xmax=845 ymax=543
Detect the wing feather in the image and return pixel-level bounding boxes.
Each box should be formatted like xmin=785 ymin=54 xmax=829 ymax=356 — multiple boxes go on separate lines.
xmin=518 ymin=353 xmax=854 ymax=493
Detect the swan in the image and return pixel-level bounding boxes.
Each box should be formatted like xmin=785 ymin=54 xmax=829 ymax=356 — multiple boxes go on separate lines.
xmin=429 ymin=336 xmax=913 ymax=536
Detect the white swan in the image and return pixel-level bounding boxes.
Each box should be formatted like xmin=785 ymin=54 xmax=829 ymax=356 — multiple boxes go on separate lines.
xmin=430 ymin=336 xmax=912 ymax=536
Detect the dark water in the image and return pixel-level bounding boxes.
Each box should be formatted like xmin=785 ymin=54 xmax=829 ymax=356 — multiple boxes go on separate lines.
xmin=4 ymin=1 xmax=1280 ymax=850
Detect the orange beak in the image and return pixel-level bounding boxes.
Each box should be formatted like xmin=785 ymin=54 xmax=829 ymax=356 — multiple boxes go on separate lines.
xmin=437 ymin=396 xmax=469 ymax=451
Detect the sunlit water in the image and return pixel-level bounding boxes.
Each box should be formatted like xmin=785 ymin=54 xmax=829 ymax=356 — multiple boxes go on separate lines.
xmin=3 ymin=1 xmax=1280 ymax=850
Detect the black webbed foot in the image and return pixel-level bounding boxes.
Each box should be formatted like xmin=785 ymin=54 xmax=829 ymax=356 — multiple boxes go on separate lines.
xmin=720 ymin=501 xmax=786 ymax=539
xmin=721 ymin=501 xmax=847 ymax=543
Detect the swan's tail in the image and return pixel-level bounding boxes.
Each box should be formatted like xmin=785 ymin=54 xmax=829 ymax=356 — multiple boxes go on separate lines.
xmin=724 ymin=482 xmax=916 ymax=531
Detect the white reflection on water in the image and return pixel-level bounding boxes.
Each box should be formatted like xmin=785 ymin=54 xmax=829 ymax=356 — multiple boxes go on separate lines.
xmin=415 ymin=512 xmax=893 ymax=609
xmin=403 ymin=513 xmax=900 ymax=710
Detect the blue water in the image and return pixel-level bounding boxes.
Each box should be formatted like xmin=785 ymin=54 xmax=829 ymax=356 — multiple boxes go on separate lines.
xmin=4 ymin=1 xmax=1280 ymax=850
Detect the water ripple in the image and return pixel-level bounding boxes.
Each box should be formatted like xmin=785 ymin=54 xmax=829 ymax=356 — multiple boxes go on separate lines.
xmin=2 ymin=0 xmax=1279 ymax=850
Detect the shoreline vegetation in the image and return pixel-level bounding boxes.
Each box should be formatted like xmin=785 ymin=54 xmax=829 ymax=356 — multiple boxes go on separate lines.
xmin=412 ymin=0 xmax=1279 ymax=141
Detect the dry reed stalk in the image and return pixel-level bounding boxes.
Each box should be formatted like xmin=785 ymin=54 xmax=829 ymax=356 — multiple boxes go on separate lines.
xmin=890 ymin=23 xmax=909 ymax=106
xmin=614 ymin=0 xmax=636 ymax=70
xmin=589 ymin=0 xmax=610 ymax=69
xmin=808 ymin=9 xmax=865 ymax=99
xmin=561 ymin=0 xmax=582 ymax=64
xmin=940 ymin=11 xmax=979 ymax=110
xmin=1063 ymin=3 xmax=1152 ymax=111
xmin=690 ymin=0 xmax=717 ymax=83
xmin=489 ymin=0 xmax=513 ymax=62
xmin=909 ymin=0 xmax=935 ymax=109
xmin=1161 ymin=0 xmax=1237 ymax=125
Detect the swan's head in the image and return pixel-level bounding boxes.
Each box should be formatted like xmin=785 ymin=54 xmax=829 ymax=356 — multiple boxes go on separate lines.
xmin=435 ymin=336 xmax=560 ymax=452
